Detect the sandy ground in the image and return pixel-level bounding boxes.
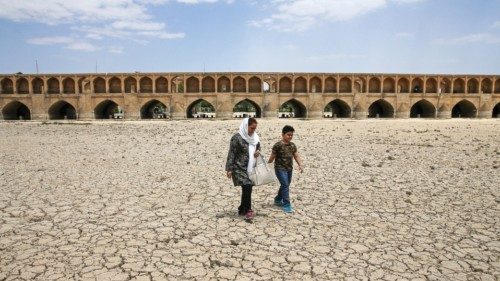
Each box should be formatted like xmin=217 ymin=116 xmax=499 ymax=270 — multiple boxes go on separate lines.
xmin=0 ymin=119 xmax=499 ymax=281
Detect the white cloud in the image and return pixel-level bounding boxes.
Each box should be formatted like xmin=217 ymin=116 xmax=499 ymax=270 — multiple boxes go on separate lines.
xmin=27 ymin=36 xmax=99 ymax=52
xmin=493 ymin=21 xmax=500 ymax=28
xmin=0 ymin=0 xmax=221 ymax=52
xmin=249 ymin=0 xmax=425 ymax=32
xmin=433 ymin=33 xmax=500 ymax=45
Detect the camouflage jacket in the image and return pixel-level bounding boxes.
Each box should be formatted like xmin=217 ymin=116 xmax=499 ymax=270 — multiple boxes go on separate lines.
xmin=225 ymin=133 xmax=261 ymax=187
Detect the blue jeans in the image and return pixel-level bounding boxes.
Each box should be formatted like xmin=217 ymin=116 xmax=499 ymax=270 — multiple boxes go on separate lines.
xmin=275 ymin=169 xmax=293 ymax=207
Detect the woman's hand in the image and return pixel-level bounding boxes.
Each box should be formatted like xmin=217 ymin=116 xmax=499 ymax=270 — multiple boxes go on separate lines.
xmin=254 ymin=150 xmax=260 ymax=158
xmin=226 ymin=171 xmax=232 ymax=178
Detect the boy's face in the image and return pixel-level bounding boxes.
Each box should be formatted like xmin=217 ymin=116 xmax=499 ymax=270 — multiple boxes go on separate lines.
xmin=282 ymin=131 xmax=293 ymax=142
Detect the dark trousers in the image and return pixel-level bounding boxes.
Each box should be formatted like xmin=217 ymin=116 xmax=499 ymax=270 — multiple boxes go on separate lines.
xmin=238 ymin=184 xmax=253 ymax=214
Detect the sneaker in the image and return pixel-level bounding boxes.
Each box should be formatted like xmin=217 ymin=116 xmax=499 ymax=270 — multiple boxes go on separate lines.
xmin=245 ymin=210 xmax=255 ymax=220
xmin=283 ymin=205 xmax=293 ymax=213
xmin=274 ymin=198 xmax=283 ymax=207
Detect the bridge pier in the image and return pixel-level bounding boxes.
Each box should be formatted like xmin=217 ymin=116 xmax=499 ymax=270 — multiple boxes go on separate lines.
xmin=478 ymin=111 xmax=492 ymax=118
xmin=437 ymin=111 xmax=451 ymax=119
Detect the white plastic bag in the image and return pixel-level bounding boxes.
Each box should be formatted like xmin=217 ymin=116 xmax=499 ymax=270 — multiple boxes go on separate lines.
xmin=248 ymin=155 xmax=277 ymax=186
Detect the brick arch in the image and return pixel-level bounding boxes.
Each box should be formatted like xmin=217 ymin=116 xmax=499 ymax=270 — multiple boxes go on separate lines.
xmin=425 ymin=78 xmax=438 ymax=93
xmin=467 ymin=78 xmax=479 ymax=93
xmin=279 ymin=77 xmax=292 ymax=93
xmin=324 ymin=99 xmax=351 ymax=118
xmin=452 ymin=99 xmax=477 ymax=118
xmin=249 ymin=76 xmax=261 ymax=93
xmin=324 ymin=77 xmax=336 ymax=93
xmin=124 ymin=77 xmax=137 ymax=93
xmin=440 ymin=78 xmax=452 ymax=93
xmin=368 ymin=77 xmax=381 ymax=93
xmin=48 ymin=100 xmax=77 ymax=119
xmin=398 ymin=77 xmax=410 ymax=93
xmin=383 ymin=77 xmax=395 ymax=93
xmin=32 ymin=77 xmax=44 ymax=94
xmin=339 ymin=77 xmax=351 ymax=93
xmin=155 ymin=77 xmax=168 ymax=93
xmin=186 ymin=99 xmax=215 ymax=118
xmin=410 ymin=99 xmax=436 ymax=118
xmin=233 ymin=76 xmax=246 ymax=93
xmin=2 ymin=100 xmax=31 ymax=120
xmin=109 ymin=77 xmax=122 ymax=93
xmin=481 ymin=78 xmax=493 ymax=94
xmin=368 ymin=99 xmax=395 ymax=118
xmin=309 ymin=76 xmax=322 ymax=93
xmin=16 ymin=77 xmax=29 ymax=94
xmin=202 ymin=76 xmax=215 ymax=93
xmin=294 ymin=77 xmax=307 ymax=93
xmin=453 ymin=78 xmax=465 ymax=93
xmin=493 ymin=102 xmax=500 ymax=118
xmin=217 ymin=76 xmax=230 ymax=92
xmin=94 ymin=99 xmax=122 ymax=119
xmin=47 ymin=77 xmax=60 ymax=94
xmin=140 ymin=77 xmax=153 ymax=93
xmin=233 ymin=98 xmax=262 ymax=118
xmin=62 ymin=78 xmax=75 ymax=94
xmin=1 ymin=78 xmax=14 ymax=94
xmin=495 ymin=78 xmax=500 ymax=93
xmin=411 ymin=78 xmax=423 ymax=93
xmin=140 ymin=99 xmax=168 ymax=119
xmin=93 ymin=77 xmax=106 ymax=94
xmin=278 ymin=98 xmax=306 ymax=118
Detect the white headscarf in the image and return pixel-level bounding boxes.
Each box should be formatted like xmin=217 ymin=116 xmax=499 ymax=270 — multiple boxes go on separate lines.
xmin=238 ymin=118 xmax=260 ymax=173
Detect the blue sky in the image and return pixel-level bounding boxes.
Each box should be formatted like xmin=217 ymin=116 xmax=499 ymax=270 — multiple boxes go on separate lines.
xmin=0 ymin=0 xmax=499 ymax=74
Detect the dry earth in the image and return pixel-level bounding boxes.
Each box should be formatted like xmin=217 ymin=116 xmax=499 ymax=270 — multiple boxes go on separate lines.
xmin=0 ymin=119 xmax=499 ymax=281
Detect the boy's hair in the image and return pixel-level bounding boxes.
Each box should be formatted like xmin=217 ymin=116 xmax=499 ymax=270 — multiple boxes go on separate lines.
xmin=248 ymin=117 xmax=258 ymax=126
xmin=282 ymin=125 xmax=294 ymax=134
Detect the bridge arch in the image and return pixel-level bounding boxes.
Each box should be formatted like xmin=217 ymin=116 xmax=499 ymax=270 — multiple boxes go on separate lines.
xmin=453 ymin=78 xmax=465 ymax=93
xmin=249 ymin=76 xmax=262 ymax=93
xmin=369 ymin=77 xmax=381 ymax=93
xmin=310 ymin=76 xmax=322 ymax=93
xmin=233 ymin=76 xmax=246 ymax=93
xmin=94 ymin=100 xmax=122 ymax=119
xmin=47 ymin=77 xmax=60 ymax=94
xmin=493 ymin=102 xmax=500 ymax=118
xmin=233 ymin=99 xmax=261 ymax=118
xmin=368 ymin=99 xmax=394 ymax=118
xmin=202 ymin=76 xmax=215 ymax=93
xmin=398 ymin=77 xmax=410 ymax=93
xmin=294 ymin=77 xmax=307 ymax=93
xmin=32 ymin=77 xmax=43 ymax=94
xmin=48 ymin=100 xmax=77 ymax=119
xmin=467 ymin=78 xmax=479 ymax=93
xmin=279 ymin=77 xmax=292 ymax=93
xmin=339 ymin=77 xmax=351 ymax=93
xmin=155 ymin=77 xmax=168 ymax=93
xmin=452 ymin=99 xmax=476 ymax=118
xmin=426 ymin=78 xmax=438 ymax=93
xmin=109 ymin=77 xmax=121 ymax=93
xmin=141 ymin=99 xmax=168 ymax=119
xmin=324 ymin=99 xmax=351 ymax=118
xmin=62 ymin=78 xmax=75 ymax=94
xmin=187 ymin=99 xmax=215 ymax=118
xmin=16 ymin=78 xmax=29 ymax=94
xmin=1 ymin=78 xmax=14 ymax=94
xmin=124 ymin=77 xmax=137 ymax=93
xmin=217 ymin=76 xmax=230 ymax=93
xmin=93 ymin=77 xmax=106 ymax=93
xmin=383 ymin=77 xmax=395 ymax=93
xmin=279 ymin=99 xmax=306 ymax=118
xmin=324 ymin=77 xmax=336 ymax=93
xmin=412 ymin=78 xmax=423 ymax=93
xmin=2 ymin=101 xmax=31 ymax=120
xmin=410 ymin=99 xmax=436 ymax=118
xmin=481 ymin=78 xmax=492 ymax=94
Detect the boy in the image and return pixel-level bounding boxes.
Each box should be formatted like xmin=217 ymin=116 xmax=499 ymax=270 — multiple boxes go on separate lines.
xmin=268 ymin=125 xmax=304 ymax=213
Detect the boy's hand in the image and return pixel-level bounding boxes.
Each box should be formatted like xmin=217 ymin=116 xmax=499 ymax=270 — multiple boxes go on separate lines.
xmin=298 ymin=165 xmax=304 ymax=173
xmin=226 ymin=171 xmax=232 ymax=178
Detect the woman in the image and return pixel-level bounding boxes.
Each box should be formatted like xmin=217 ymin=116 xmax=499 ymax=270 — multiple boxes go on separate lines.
xmin=226 ymin=117 xmax=261 ymax=220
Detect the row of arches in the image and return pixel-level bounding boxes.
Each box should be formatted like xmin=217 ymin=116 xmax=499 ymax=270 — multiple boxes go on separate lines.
xmin=3 ymin=99 xmax=500 ymax=120
xmin=2 ymin=75 xmax=500 ymax=95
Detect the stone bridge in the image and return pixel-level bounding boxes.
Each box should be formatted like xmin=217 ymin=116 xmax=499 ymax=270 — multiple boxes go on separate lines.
xmin=1 ymin=72 xmax=499 ymax=120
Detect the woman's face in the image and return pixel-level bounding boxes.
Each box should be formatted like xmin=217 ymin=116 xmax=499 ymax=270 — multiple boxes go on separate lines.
xmin=248 ymin=123 xmax=257 ymax=136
